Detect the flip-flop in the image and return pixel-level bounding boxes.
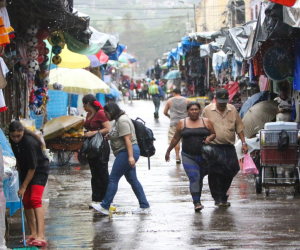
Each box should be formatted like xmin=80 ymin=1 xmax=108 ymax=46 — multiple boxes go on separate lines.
xmin=20 ymin=236 xmax=35 ymax=244
xmin=194 ymin=203 xmax=204 ymax=212
xmin=30 ymin=239 xmax=48 ymax=247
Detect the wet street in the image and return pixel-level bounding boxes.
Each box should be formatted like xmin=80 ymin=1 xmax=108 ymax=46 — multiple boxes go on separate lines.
xmin=7 ymin=100 xmax=300 ymax=250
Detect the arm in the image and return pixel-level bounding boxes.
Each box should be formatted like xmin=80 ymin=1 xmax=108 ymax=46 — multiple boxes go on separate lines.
xmin=164 ymin=99 xmax=171 ymax=118
xmin=237 ymin=130 xmax=248 ymax=154
xmin=203 ymin=119 xmax=216 ymax=144
xmin=124 ymin=134 xmax=135 ymax=168
xmin=165 ymin=121 xmax=183 ymax=162
xmin=84 ymin=121 xmax=111 ymax=137
xmin=235 ymin=109 xmax=248 ymax=154
xmin=18 ymin=169 xmax=35 ymax=197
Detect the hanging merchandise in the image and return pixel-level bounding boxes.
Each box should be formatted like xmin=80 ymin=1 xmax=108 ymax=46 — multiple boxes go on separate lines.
xmin=0 ymin=7 xmax=14 ymax=39
xmin=29 ymin=86 xmax=49 ymax=115
xmin=27 ymin=59 xmax=39 ymax=73
xmin=52 ymin=55 xmax=62 ymax=65
xmin=26 ymin=36 xmax=38 ymax=48
xmin=52 ymin=44 xmax=62 ymax=55
xmin=27 ymin=24 xmax=38 ymax=36
xmin=44 ymin=47 xmax=49 ymax=55
xmin=27 ymin=48 xmax=39 ymax=60
xmin=263 ymin=46 xmax=293 ymax=81
xmin=0 ymin=89 xmax=6 ymax=112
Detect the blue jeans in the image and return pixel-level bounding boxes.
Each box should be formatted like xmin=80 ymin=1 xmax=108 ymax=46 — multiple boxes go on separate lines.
xmin=101 ymin=144 xmax=150 ymax=210
xmin=152 ymin=96 xmax=160 ymax=116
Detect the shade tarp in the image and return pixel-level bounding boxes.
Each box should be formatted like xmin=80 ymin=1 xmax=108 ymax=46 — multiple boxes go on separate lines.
xmin=222 ymin=20 xmax=257 ymax=59
xmin=108 ymin=44 xmax=126 ymax=61
xmin=49 ymin=68 xmax=110 ymax=95
xmin=64 ymin=32 xmax=101 ymax=55
xmin=43 ymin=116 xmax=85 ymax=141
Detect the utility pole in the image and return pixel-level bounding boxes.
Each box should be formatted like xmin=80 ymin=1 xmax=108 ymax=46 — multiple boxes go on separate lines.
xmin=230 ymin=0 xmax=236 ymax=28
xmin=203 ymin=0 xmax=207 ymax=31
xmin=193 ymin=4 xmax=197 ymax=32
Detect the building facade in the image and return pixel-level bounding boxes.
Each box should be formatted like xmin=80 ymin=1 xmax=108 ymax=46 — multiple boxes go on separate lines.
xmin=196 ymin=0 xmax=250 ymax=32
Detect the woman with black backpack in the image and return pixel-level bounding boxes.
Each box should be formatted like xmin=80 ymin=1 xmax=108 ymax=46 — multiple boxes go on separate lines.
xmin=92 ymin=102 xmax=150 ymax=215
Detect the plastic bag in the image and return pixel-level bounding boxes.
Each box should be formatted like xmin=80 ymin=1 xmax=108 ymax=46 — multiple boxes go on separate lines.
xmin=243 ymin=154 xmax=259 ymax=175
xmin=201 ymin=144 xmax=219 ymax=162
xmin=77 ymin=150 xmax=88 ymax=165
xmin=278 ymin=129 xmax=289 ymax=151
xmin=100 ymin=139 xmax=110 ymax=163
xmin=87 ymin=132 xmax=103 ymax=159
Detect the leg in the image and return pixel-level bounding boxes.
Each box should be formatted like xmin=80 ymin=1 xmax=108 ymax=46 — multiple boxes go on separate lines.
xmin=175 ymin=143 xmax=180 ymax=161
xmin=101 ymin=150 xmax=132 ymax=210
xmin=208 ymin=173 xmax=223 ymax=203
xmin=181 ymin=153 xmax=206 ymax=204
xmin=124 ymin=145 xmax=149 ymax=208
xmin=22 ymin=187 xmax=37 ymax=238
xmin=88 ymin=158 xmax=108 ymax=202
xmin=30 ymin=185 xmax=46 ymax=241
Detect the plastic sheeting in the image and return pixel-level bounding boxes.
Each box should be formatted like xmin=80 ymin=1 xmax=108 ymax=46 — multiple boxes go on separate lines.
xmin=7 ymin=0 xmax=87 ymax=33
xmin=64 ymin=32 xmax=101 ymax=55
xmin=108 ymin=44 xmax=126 ymax=61
xmin=222 ymin=20 xmax=257 ymax=59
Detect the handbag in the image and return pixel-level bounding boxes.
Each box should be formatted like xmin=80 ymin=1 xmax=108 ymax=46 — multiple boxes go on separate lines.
xmin=201 ymin=144 xmax=219 ymax=162
xmin=242 ymin=154 xmax=259 ymax=175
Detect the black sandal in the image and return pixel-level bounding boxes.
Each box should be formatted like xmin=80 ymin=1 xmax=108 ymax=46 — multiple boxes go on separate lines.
xmin=194 ymin=202 xmax=204 ymax=212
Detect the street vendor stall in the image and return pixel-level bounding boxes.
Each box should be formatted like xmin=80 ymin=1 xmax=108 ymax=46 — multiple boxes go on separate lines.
xmin=43 ymin=116 xmax=85 ymax=165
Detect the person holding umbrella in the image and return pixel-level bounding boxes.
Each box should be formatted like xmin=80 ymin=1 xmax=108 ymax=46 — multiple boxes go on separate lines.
xmin=83 ymin=94 xmax=111 ymax=208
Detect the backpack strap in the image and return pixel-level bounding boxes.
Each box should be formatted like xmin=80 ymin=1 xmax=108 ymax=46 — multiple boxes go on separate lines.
xmin=184 ymin=118 xmax=186 ymax=128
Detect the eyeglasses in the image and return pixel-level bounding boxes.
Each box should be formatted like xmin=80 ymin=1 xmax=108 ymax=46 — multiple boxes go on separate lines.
xmin=10 ymin=134 xmax=23 ymax=139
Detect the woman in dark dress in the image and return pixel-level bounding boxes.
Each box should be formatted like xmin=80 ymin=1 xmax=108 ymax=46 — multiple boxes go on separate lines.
xmin=82 ymin=94 xmax=111 ymax=207
xmin=9 ymin=120 xmax=48 ymax=247
xmin=165 ymin=102 xmax=216 ymax=212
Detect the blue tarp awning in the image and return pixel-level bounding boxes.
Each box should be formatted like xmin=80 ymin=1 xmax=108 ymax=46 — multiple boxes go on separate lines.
xmin=108 ymin=44 xmax=126 ymax=61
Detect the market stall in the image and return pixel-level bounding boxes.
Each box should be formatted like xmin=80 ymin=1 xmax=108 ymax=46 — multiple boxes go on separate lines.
xmin=43 ymin=116 xmax=85 ymax=165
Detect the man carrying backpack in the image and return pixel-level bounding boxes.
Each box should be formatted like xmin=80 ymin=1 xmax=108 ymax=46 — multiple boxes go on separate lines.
xmin=149 ymin=80 xmax=164 ymax=119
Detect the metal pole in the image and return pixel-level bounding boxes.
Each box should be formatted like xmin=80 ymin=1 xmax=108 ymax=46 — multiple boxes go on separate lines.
xmin=193 ymin=4 xmax=197 ymax=32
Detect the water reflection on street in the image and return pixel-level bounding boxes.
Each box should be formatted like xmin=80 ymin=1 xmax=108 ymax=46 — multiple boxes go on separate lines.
xmin=7 ymin=100 xmax=300 ymax=249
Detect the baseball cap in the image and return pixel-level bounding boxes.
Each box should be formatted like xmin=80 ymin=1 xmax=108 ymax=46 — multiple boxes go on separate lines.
xmin=216 ymin=89 xmax=229 ymax=103
xmin=155 ymin=80 xmax=159 ymax=84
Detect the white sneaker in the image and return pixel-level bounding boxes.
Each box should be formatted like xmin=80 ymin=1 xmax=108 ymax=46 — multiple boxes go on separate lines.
xmin=92 ymin=203 xmax=109 ymax=215
xmin=132 ymin=207 xmax=151 ymax=214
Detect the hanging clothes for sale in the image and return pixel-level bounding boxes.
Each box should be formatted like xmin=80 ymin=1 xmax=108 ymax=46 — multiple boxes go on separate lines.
xmin=259 ymin=75 xmax=269 ymax=92
xmin=0 ymin=89 xmax=6 ymax=112
xmin=0 ymin=7 xmax=14 ymax=38
xmin=293 ymin=38 xmax=300 ymax=91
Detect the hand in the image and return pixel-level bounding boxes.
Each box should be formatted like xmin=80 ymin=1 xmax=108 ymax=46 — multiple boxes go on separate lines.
xmin=128 ymin=157 xmax=136 ymax=168
xmin=104 ymin=134 xmax=110 ymax=141
xmin=278 ymin=108 xmax=283 ymax=113
xmin=18 ymin=186 xmax=26 ymax=198
xmin=203 ymin=138 xmax=210 ymax=144
xmin=84 ymin=131 xmax=95 ymax=138
xmin=242 ymin=144 xmax=248 ymax=154
xmin=165 ymin=151 xmax=170 ymax=162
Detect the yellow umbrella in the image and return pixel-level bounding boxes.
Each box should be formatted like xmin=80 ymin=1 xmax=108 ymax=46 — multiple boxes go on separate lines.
xmin=46 ymin=40 xmax=91 ymax=69
xmin=58 ymin=46 xmax=90 ymax=69
xmin=43 ymin=116 xmax=85 ymax=140
xmin=48 ymin=68 xmax=110 ymax=95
